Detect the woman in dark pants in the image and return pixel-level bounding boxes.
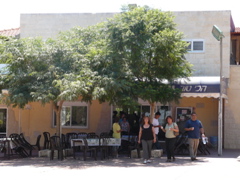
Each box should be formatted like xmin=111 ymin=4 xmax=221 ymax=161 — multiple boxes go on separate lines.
xmin=161 ymin=116 xmax=179 ymax=162
xmin=138 ymin=116 xmax=156 ymax=164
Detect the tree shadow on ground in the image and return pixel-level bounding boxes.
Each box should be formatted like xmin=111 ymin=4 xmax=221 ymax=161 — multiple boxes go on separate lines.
xmin=0 ymin=153 xmax=211 ymax=170
xmin=0 ymin=148 xmax=239 ymax=170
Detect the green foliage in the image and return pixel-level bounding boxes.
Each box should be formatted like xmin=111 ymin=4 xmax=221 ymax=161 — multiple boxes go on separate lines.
xmin=0 ymin=6 xmax=193 ymax=123
xmin=94 ymin=6 xmax=192 ymax=109
xmin=0 ymin=27 xmax=105 ymax=135
xmin=0 ymin=27 xmax=105 ymax=108
xmin=0 ymin=35 xmax=10 ymax=41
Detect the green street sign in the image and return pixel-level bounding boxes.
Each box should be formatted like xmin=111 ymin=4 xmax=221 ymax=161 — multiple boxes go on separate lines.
xmin=212 ymin=25 xmax=224 ymax=41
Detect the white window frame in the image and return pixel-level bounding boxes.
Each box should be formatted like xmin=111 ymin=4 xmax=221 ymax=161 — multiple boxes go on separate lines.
xmin=53 ymin=101 xmax=89 ymax=129
xmin=185 ymin=39 xmax=205 ymax=53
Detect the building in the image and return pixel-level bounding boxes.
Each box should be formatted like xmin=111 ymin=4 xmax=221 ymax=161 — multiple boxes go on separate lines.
xmin=0 ymin=27 xmax=20 ymax=38
xmin=1 ymin=10 xmax=239 ymax=149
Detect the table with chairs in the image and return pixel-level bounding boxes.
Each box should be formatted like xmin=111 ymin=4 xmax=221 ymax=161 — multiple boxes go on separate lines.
xmin=71 ymin=132 xmax=121 ymax=161
xmin=0 ymin=133 xmax=41 ymax=159
xmin=41 ymin=131 xmax=121 ymax=161
xmin=1 ymin=131 xmax=144 ymax=161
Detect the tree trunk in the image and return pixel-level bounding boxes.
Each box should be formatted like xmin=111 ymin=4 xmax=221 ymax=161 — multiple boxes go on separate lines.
xmin=52 ymin=100 xmax=64 ymax=136
xmin=149 ymin=101 xmax=156 ymax=123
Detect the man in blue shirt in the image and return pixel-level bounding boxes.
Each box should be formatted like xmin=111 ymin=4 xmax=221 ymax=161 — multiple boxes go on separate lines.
xmin=184 ymin=112 xmax=205 ymax=161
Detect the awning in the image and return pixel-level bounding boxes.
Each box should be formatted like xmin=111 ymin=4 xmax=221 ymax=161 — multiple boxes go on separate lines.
xmin=141 ymin=76 xmax=226 ymax=99
xmin=181 ymin=93 xmax=227 ymax=99
xmin=173 ymin=76 xmax=227 ymax=99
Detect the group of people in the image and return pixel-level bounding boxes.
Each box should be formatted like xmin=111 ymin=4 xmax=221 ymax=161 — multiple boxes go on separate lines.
xmin=112 ymin=111 xmax=205 ymax=164
xmin=112 ymin=111 xmax=140 ymax=135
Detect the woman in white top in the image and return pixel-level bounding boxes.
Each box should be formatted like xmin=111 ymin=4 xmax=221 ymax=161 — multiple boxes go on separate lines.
xmin=161 ymin=116 xmax=179 ymax=162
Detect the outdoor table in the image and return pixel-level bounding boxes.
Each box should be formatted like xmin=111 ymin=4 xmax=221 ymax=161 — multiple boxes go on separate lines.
xmin=71 ymin=138 xmax=121 ymax=147
xmin=71 ymin=138 xmax=121 ymax=159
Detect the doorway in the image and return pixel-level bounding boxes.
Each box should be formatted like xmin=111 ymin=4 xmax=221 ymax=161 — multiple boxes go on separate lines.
xmin=0 ymin=109 xmax=7 ymax=135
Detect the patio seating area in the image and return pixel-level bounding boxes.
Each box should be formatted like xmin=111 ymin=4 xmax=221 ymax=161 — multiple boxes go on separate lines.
xmin=1 ymin=131 xmax=214 ymax=162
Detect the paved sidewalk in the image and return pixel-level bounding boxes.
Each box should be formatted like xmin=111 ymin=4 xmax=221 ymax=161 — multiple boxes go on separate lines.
xmin=1 ymin=149 xmax=240 ymax=180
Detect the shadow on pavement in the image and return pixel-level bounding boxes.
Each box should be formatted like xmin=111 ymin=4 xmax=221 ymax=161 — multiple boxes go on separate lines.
xmin=0 ymin=148 xmax=239 ymax=170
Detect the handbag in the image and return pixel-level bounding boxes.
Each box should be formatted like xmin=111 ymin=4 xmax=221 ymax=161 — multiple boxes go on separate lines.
xmin=173 ymin=123 xmax=179 ymax=137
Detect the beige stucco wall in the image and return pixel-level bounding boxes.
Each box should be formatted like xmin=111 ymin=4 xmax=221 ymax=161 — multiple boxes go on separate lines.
xmin=5 ymin=100 xmax=111 ymax=145
xmin=172 ymin=97 xmax=218 ymax=137
xmin=20 ymin=11 xmax=231 ymax=77
xmin=173 ymin=11 xmax=231 ymax=78
xmin=20 ymin=13 xmax=116 ymax=39
xmin=224 ymin=66 xmax=240 ymax=149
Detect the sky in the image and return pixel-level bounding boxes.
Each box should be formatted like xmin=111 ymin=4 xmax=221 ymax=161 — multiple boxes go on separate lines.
xmin=0 ymin=0 xmax=240 ymax=30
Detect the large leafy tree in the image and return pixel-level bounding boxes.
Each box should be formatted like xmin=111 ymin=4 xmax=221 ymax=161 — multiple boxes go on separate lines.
xmin=0 ymin=26 xmax=104 ymax=135
xmin=95 ymin=6 xmax=192 ymax=120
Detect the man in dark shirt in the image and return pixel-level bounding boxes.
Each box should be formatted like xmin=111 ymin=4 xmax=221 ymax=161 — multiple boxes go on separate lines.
xmin=184 ymin=112 xmax=205 ymax=161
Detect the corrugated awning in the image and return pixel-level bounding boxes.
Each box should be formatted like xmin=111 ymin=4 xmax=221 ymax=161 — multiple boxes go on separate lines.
xmin=181 ymin=93 xmax=227 ymax=99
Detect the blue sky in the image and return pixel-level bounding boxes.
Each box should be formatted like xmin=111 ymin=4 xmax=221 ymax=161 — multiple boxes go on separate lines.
xmin=0 ymin=0 xmax=240 ymax=30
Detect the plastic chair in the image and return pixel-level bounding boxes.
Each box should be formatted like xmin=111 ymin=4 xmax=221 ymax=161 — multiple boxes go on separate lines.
xmin=43 ymin=132 xmax=51 ymax=149
xmin=19 ymin=133 xmax=34 ymax=156
xmin=32 ymin=135 xmax=41 ymax=151
xmin=128 ymin=135 xmax=141 ymax=158
xmin=9 ymin=133 xmax=29 ymax=157
xmin=50 ymin=136 xmax=64 ymax=160
xmin=61 ymin=134 xmax=67 ymax=148
xmin=87 ymin=132 xmax=97 ymax=139
xmin=100 ymin=132 xmax=111 ymax=138
xmin=77 ymin=132 xmax=87 ymax=138
xmin=99 ymin=137 xmax=109 ymax=160
xmin=82 ymin=138 xmax=97 ymax=161
xmin=72 ymin=138 xmax=97 ymax=161
xmin=66 ymin=132 xmax=78 ymax=148
xmin=174 ymin=132 xmax=189 ymax=155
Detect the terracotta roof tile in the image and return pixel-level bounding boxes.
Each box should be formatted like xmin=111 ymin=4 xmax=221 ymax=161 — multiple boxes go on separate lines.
xmin=0 ymin=27 xmax=20 ymax=38
xmin=235 ymin=27 xmax=240 ymax=33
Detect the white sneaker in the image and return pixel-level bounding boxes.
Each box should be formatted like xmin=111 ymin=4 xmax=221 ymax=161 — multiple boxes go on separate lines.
xmin=147 ymin=159 xmax=152 ymax=163
xmin=143 ymin=160 xmax=147 ymax=164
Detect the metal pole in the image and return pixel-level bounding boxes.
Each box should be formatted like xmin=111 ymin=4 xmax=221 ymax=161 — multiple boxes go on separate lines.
xmin=218 ymin=37 xmax=223 ymax=156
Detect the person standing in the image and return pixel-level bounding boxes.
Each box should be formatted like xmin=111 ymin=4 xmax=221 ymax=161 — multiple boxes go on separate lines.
xmin=161 ymin=116 xmax=179 ymax=162
xmin=112 ymin=117 xmax=121 ymax=157
xmin=152 ymin=112 xmax=162 ymax=149
xmin=138 ymin=116 xmax=156 ymax=164
xmin=120 ymin=117 xmax=130 ymax=135
xmin=184 ymin=112 xmax=205 ymax=161
xmin=112 ymin=110 xmax=118 ymax=124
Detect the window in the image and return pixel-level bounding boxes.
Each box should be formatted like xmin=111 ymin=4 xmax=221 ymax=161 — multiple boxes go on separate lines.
xmin=176 ymin=107 xmax=192 ymax=122
xmin=0 ymin=109 xmax=7 ymax=133
xmin=53 ymin=101 xmax=88 ymax=128
xmin=156 ymin=106 xmax=171 ymax=125
xmin=185 ymin=39 xmax=204 ymax=52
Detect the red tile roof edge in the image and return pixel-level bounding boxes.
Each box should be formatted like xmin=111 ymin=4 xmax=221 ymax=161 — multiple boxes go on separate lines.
xmin=235 ymin=27 xmax=240 ymax=33
xmin=0 ymin=27 xmax=20 ymax=37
